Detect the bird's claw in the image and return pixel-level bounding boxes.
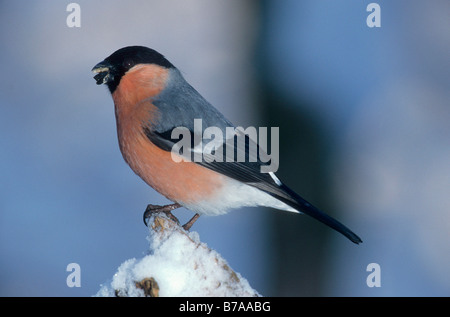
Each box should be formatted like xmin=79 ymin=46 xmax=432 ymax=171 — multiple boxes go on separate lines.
xmin=143 ymin=203 xmax=181 ymax=226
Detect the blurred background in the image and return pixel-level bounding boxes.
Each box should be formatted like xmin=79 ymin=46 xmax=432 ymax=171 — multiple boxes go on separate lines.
xmin=1 ymin=0 xmax=449 ymax=296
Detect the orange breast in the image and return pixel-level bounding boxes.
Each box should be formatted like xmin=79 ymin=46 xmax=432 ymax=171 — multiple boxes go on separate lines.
xmin=111 ymin=64 xmax=226 ymax=205
xmin=118 ymin=125 xmax=226 ymax=204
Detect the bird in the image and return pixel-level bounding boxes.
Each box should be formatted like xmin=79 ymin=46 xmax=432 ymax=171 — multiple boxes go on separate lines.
xmin=92 ymin=46 xmax=362 ymax=244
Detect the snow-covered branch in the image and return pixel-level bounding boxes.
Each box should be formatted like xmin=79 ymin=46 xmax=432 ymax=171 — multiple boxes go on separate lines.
xmin=96 ymin=212 xmax=259 ymax=297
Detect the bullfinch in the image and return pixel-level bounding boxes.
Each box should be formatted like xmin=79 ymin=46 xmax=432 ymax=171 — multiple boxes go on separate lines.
xmin=92 ymin=46 xmax=362 ymax=244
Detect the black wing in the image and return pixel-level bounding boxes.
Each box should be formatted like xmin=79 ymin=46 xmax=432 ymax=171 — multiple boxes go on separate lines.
xmin=143 ymin=125 xmax=362 ymax=244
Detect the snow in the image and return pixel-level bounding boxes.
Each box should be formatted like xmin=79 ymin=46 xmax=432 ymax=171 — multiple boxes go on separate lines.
xmin=95 ymin=213 xmax=260 ymax=297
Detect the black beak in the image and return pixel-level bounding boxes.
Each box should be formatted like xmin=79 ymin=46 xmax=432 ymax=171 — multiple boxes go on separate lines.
xmin=92 ymin=61 xmax=112 ymax=85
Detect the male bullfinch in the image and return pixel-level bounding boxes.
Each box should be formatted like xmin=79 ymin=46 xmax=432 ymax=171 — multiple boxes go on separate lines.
xmin=92 ymin=46 xmax=362 ymax=244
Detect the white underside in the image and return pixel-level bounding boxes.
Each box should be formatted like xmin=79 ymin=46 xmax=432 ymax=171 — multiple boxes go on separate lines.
xmin=181 ymin=177 xmax=298 ymax=216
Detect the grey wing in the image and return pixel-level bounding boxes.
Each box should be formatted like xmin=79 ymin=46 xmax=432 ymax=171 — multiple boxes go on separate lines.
xmin=142 ymin=69 xmax=363 ymax=243
xmin=142 ymin=124 xmax=293 ymax=203
xmin=142 ymin=68 xmax=287 ymax=197
xmin=150 ymin=68 xmax=233 ymax=134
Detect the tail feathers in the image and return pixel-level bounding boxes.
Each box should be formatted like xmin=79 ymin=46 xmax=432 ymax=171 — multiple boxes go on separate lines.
xmin=275 ymin=183 xmax=362 ymax=244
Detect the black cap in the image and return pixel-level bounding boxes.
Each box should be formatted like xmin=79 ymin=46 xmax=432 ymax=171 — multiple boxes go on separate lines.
xmin=92 ymin=46 xmax=174 ymax=93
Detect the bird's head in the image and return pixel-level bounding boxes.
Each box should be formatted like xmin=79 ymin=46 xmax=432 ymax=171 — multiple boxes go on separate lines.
xmin=92 ymin=46 xmax=174 ymax=94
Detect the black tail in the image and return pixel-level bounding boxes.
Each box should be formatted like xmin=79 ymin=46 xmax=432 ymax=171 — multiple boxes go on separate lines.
xmin=274 ymin=183 xmax=362 ymax=244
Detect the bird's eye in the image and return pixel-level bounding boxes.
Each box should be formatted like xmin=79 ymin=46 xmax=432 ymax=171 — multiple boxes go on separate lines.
xmin=122 ymin=59 xmax=135 ymax=69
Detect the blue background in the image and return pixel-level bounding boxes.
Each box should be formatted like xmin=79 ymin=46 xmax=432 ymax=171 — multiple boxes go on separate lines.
xmin=1 ymin=1 xmax=449 ymax=296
